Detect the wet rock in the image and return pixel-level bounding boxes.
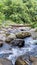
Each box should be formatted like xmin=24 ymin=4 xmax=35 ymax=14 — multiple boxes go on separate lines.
xmin=0 ymin=58 xmax=12 ymax=65
xmin=16 ymin=32 xmax=31 ymax=39
xmin=10 ymin=39 xmax=24 ymax=47
xmin=15 ymin=58 xmax=28 ymax=65
xmin=5 ymin=33 xmax=16 ymax=43
xmin=0 ymin=40 xmax=3 ymax=47
xmin=30 ymin=56 xmax=37 ymax=62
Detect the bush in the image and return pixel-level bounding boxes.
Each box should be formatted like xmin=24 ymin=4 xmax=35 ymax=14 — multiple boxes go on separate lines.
xmin=0 ymin=0 xmax=37 ymax=27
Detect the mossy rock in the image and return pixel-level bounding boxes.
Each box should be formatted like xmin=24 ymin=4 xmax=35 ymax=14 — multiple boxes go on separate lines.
xmin=16 ymin=32 xmax=31 ymax=39
xmin=15 ymin=58 xmax=28 ymax=65
xmin=5 ymin=33 xmax=16 ymax=43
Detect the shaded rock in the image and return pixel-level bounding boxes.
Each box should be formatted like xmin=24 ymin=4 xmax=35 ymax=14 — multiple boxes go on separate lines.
xmin=10 ymin=39 xmax=24 ymax=47
xmin=5 ymin=33 xmax=16 ymax=43
xmin=15 ymin=58 xmax=28 ymax=65
xmin=16 ymin=32 xmax=31 ymax=39
xmin=0 ymin=58 xmax=12 ymax=65
xmin=0 ymin=40 xmax=3 ymax=47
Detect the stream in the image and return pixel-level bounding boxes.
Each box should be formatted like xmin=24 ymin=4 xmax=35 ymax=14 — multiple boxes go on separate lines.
xmin=0 ymin=36 xmax=37 ymax=65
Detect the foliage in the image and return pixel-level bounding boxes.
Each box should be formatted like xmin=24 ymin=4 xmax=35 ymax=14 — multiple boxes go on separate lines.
xmin=0 ymin=0 xmax=37 ymax=27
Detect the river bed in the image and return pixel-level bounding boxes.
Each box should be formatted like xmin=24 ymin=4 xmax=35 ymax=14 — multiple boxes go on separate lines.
xmin=0 ymin=36 xmax=37 ymax=65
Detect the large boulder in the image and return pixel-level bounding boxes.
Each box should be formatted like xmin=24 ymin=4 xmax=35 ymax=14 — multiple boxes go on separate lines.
xmin=16 ymin=32 xmax=31 ymax=39
xmin=15 ymin=58 xmax=28 ymax=65
xmin=10 ymin=39 xmax=24 ymax=47
xmin=0 ymin=58 xmax=12 ymax=65
xmin=15 ymin=55 xmax=37 ymax=65
xmin=15 ymin=53 xmax=29 ymax=65
xmin=5 ymin=33 xmax=16 ymax=43
xmin=0 ymin=40 xmax=3 ymax=47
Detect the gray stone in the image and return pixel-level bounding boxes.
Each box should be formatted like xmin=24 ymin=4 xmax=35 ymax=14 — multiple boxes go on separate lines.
xmin=10 ymin=39 xmax=24 ymax=47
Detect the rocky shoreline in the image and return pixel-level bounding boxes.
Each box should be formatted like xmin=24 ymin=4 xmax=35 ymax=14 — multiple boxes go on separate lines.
xmin=0 ymin=25 xmax=37 ymax=65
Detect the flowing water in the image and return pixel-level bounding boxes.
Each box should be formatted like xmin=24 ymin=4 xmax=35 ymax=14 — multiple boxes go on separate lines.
xmin=0 ymin=36 xmax=37 ymax=65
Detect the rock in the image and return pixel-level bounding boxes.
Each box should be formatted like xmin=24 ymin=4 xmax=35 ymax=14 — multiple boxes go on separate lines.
xmin=30 ymin=56 xmax=37 ymax=65
xmin=19 ymin=27 xmax=31 ymax=31
xmin=35 ymin=28 xmax=37 ymax=32
xmin=30 ymin=56 xmax=37 ymax=62
xmin=0 ymin=58 xmax=12 ymax=65
xmin=10 ymin=39 xmax=24 ymax=47
xmin=0 ymin=63 xmax=2 ymax=65
xmin=0 ymin=31 xmax=4 ymax=34
xmin=5 ymin=33 xmax=16 ymax=43
xmin=0 ymin=34 xmax=6 ymax=41
xmin=15 ymin=58 xmax=28 ymax=65
xmin=32 ymin=61 xmax=37 ymax=65
xmin=6 ymin=32 xmax=10 ymax=37
xmin=30 ymin=28 xmax=36 ymax=32
xmin=16 ymin=32 xmax=31 ymax=39
xmin=0 ymin=40 xmax=3 ymax=47
xmin=31 ymin=32 xmax=37 ymax=40
xmin=19 ymin=27 xmax=26 ymax=31
xmin=30 ymin=28 xmax=37 ymax=39
xmin=30 ymin=28 xmax=37 ymax=32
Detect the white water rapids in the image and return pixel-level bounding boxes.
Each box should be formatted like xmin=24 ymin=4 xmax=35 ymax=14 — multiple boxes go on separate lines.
xmin=0 ymin=37 xmax=37 ymax=65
